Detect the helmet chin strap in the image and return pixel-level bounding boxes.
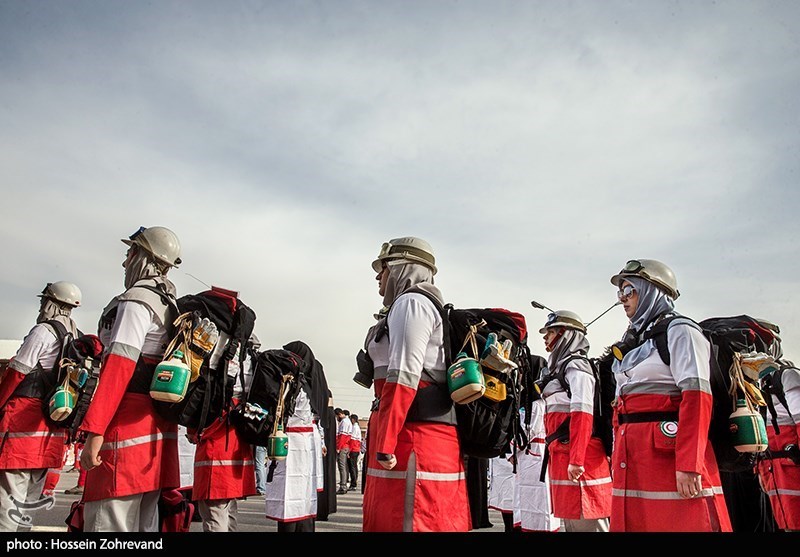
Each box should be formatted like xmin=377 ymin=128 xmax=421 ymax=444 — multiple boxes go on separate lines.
xmin=545 ymin=328 xmax=565 ymax=352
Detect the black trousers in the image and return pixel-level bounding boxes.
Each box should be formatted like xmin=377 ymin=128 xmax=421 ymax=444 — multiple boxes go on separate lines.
xmin=277 ymin=518 xmax=315 ymax=532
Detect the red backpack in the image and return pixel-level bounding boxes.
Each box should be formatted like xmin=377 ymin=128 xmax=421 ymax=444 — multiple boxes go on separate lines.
xmin=158 ymin=487 xmax=196 ymax=532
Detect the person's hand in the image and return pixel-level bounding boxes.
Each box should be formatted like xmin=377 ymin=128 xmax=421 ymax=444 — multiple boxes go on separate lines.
xmin=567 ymin=463 xmax=584 ymax=483
xmin=376 ymin=452 xmax=397 ymax=470
xmin=321 ymin=446 xmax=328 ymax=457
xmin=185 ymin=431 xmax=198 ymax=445
xmin=80 ymin=433 xmax=104 ymax=470
xmin=676 ymin=470 xmax=702 ymax=498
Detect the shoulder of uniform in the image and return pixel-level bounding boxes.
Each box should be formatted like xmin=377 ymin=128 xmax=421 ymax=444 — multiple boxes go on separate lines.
xmin=664 ymin=314 xmax=702 ymax=333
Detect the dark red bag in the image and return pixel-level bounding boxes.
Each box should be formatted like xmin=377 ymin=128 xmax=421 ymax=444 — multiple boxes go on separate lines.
xmin=159 ymin=487 xmax=195 ymax=532
xmin=65 ymin=500 xmax=84 ymax=532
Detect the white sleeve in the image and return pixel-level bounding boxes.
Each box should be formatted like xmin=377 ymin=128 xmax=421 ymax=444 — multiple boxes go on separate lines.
xmin=385 ymin=294 xmax=440 ymax=389
xmin=8 ymin=324 xmax=59 ymax=375
xmin=667 ymin=322 xmax=712 ymax=395
xmin=782 ymin=367 xmax=800 ymax=422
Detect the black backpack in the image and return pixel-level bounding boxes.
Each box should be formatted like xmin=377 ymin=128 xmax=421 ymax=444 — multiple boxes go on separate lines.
xmin=537 ymin=350 xmax=616 ymax=458
xmin=229 ymin=347 xmax=306 ymax=446
xmin=383 ymin=290 xmax=530 ymax=460
xmin=153 ymin=287 xmax=256 ymax=433
xmin=41 ymin=322 xmax=105 ymax=443
xmin=443 ymin=305 xmax=530 ymax=459
xmin=643 ymin=314 xmax=778 ymax=473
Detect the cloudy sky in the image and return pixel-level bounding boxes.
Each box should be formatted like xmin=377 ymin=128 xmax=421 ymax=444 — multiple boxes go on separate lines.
xmin=2 ymin=0 xmax=798 ymax=418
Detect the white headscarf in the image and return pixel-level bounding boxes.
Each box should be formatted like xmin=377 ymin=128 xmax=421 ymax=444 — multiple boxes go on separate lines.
xmin=36 ymin=298 xmax=72 ymax=324
xmin=547 ymin=328 xmax=590 ymax=375
xmin=124 ymin=246 xmax=171 ymax=290
xmin=625 ymin=276 xmax=675 ymax=334
xmin=613 ymin=276 xmax=676 ymax=372
xmin=382 ymin=260 xmax=443 ymax=308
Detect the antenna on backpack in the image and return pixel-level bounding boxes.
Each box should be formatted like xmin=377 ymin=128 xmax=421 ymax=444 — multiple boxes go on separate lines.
xmin=530 ymin=300 xmax=556 ymax=313
xmin=585 ymin=302 xmax=622 ymax=328
xmin=184 ymin=273 xmax=211 ymax=289
xmin=531 ymin=299 xmax=621 ymax=329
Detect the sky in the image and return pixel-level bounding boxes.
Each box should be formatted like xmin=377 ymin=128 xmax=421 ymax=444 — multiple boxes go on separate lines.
xmin=1 ymin=0 xmax=799 ymax=419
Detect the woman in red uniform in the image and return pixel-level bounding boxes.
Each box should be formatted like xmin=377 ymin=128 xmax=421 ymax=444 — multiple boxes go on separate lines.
xmin=608 ymin=259 xmax=731 ymax=532
xmin=361 ymin=236 xmax=470 ymax=532
xmin=538 ymin=310 xmax=612 ymax=531
xmin=0 ymin=282 xmax=82 ymax=531
xmin=80 ymin=226 xmax=182 ymax=532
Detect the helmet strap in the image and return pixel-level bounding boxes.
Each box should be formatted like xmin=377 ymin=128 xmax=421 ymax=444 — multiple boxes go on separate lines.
xmin=545 ymin=328 xmax=565 ymax=352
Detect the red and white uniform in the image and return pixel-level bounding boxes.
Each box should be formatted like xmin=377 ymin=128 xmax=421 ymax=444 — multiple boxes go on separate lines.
xmin=336 ymin=413 xmax=352 ymax=451
xmin=513 ymin=400 xmax=559 ymax=532
xmin=541 ymin=357 xmax=612 ymax=520
xmin=192 ymin=347 xmax=256 ymax=501
xmin=81 ymin=296 xmax=179 ymax=502
xmin=757 ymin=365 xmax=800 ymax=530
xmin=265 ymin=389 xmax=319 ymax=522
xmin=349 ymin=421 xmax=362 ymax=454
xmin=363 ymin=293 xmax=470 ymax=532
xmin=0 ymin=318 xmax=75 ymax=471
xmin=611 ymin=320 xmax=732 ymax=532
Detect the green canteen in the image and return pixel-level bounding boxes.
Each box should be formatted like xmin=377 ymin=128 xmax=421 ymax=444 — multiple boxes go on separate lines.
xmin=447 ymin=354 xmax=485 ymax=404
xmin=729 ymin=398 xmax=769 ymax=453
xmin=48 ymin=387 xmax=75 ymax=422
xmin=149 ymin=350 xmax=191 ymax=403
xmin=268 ymin=426 xmax=289 ymax=460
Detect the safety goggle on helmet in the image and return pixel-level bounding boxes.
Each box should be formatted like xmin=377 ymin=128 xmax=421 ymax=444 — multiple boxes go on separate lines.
xmin=610 ymin=259 xmax=680 ymax=300
xmin=538 ymin=310 xmax=587 ymax=335
xmin=371 ymin=237 xmax=437 ymax=275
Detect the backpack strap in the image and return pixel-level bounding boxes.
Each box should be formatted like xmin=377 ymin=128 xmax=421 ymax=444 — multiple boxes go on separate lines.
xmin=640 ymin=314 xmax=682 ymax=366
xmin=13 ymin=320 xmax=72 ymax=400
xmin=44 ymin=320 xmax=71 ymax=376
xmin=761 ymin=365 xmax=789 ymax=436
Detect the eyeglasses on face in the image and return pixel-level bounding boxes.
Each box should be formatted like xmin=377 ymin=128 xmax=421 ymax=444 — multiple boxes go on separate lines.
xmin=617 ymin=284 xmax=636 ymax=301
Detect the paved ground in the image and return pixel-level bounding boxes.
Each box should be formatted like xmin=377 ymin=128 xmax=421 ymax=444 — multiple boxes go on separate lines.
xmin=27 ymin=469 xmax=506 ymax=533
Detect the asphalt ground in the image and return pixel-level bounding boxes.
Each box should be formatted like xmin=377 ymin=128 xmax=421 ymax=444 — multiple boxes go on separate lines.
xmin=23 ymin=468 xmax=507 ymax=534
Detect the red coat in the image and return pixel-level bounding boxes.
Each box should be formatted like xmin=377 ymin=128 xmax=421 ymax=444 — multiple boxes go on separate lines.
xmin=611 ymin=391 xmax=732 ymax=532
xmin=192 ymin=405 xmax=256 ymax=501
xmin=362 ymin=292 xmax=470 ymax=532
xmin=0 ymin=321 xmax=74 ymax=470
xmin=757 ymin=369 xmax=800 ymax=531
xmin=0 ymin=394 xmax=66 ymax=470
xmin=81 ymin=298 xmax=180 ymax=502
xmin=82 ymin=391 xmax=179 ymax=502
xmin=545 ymin=410 xmax=612 ymax=519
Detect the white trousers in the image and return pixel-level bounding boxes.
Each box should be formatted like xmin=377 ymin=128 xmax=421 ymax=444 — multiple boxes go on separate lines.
xmin=198 ymin=499 xmax=239 ymax=532
xmin=83 ymin=490 xmax=160 ymax=532
xmin=0 ymin=469 xmax=49 ymax=532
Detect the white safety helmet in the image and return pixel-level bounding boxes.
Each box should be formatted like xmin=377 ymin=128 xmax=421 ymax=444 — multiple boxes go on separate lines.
xmin=122 ymin=226 xmax=182 ymax=267
xmin=38 ymin=281 xmax=82 ymax=308
xmin=371 ymin=236 xmax=437 ymax=275
xmin=610 ymin=259 xmax=680 ymax=300
xmin=538 ymin=310 xmax=586 ymax=334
